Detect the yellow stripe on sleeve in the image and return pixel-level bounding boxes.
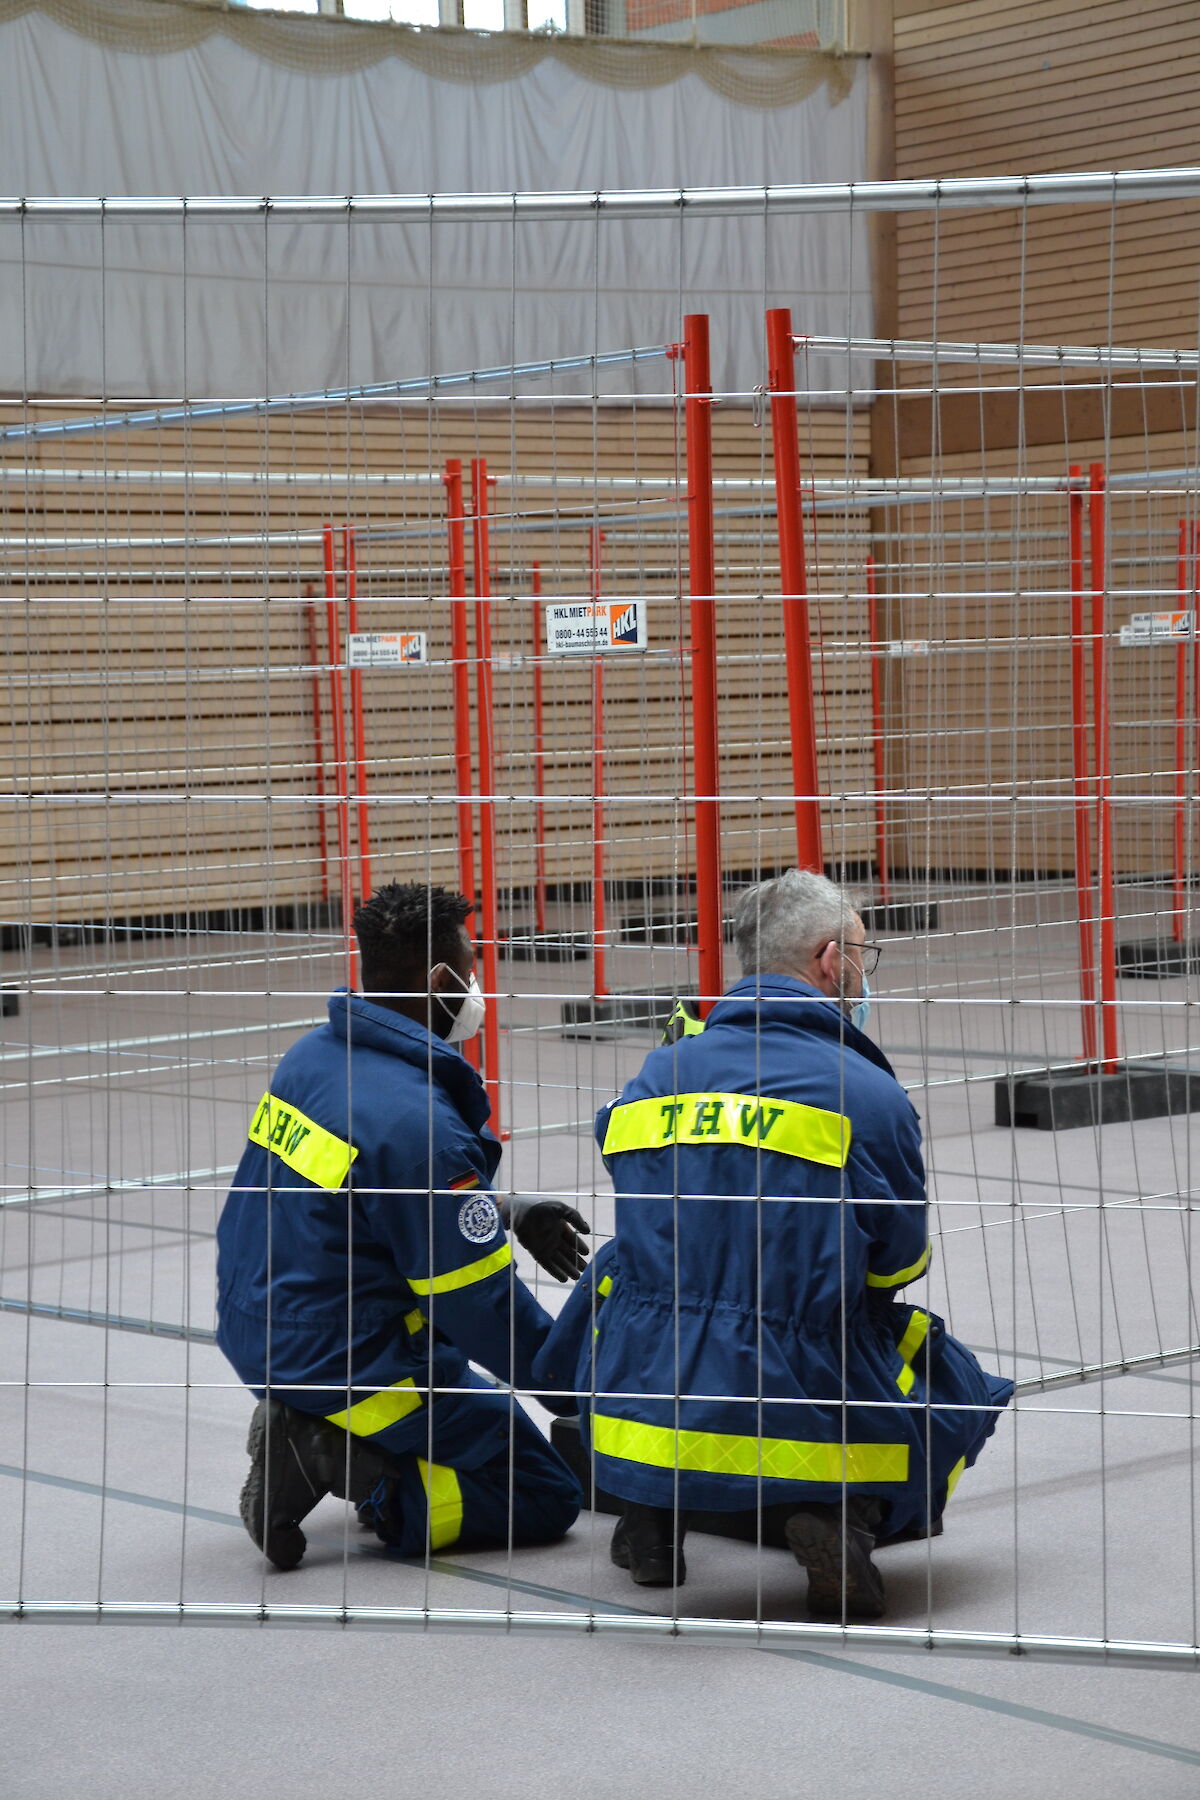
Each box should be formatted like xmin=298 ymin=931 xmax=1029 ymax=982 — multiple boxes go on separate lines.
xmin=866 ymin=1243 xmax=931 ymax=1289
xmin=248 ymin=1092 xmax=358 ymax=1191
xmin=895 ymin=1309 xmax=930 ymax=1397
xmin=406 ymin=1241 xmax=513 ymax=1297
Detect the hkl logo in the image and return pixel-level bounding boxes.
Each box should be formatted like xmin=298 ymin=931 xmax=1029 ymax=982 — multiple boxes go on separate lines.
xmin=608 ymin=603 xmax=640 ymax=646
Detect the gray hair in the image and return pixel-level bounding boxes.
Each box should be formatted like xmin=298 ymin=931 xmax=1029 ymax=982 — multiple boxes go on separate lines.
xmin=732 ymin=869 xmax=859 ymax=977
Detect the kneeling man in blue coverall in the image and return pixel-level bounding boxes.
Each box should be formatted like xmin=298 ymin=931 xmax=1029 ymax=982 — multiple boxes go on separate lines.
xmin=217 ymin=881 xmax=586 ymax=1569
xmin=536 ymin=869 xmax=1011 ymax=1619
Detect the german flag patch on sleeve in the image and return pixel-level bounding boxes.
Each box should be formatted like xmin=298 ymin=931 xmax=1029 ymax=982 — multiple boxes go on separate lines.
xmin=447 ymin=1172 xmax=480 ymax=1192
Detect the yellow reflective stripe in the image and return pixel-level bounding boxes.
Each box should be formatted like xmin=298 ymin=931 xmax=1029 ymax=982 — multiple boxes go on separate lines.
xmin=592 ymin=1413 xmax=908 ymax=1484
xmin=671 ymin=1002 xmax=706 ymax=1037
xmin=403 ymin=1308 xmax=426 ymax=1336
xmin=326 ymin=1377 xmax=421 ymax=1437
xmin=866 ymin=1243 xmax=931 ymax=1289
xmin=418 ymin=1459 xmax=464 ymax=1550
xmin=895 ymin=1309 xmax=930 ymax=1397
xmin=594 ymin=1272 xmax=615 ymax=1340
xmin=946 ymin=1455 xmax=967 ymax=1499
xmin=407 ymin=1241 xmax=513 ymax=1296
xmin=249 ymin=1092 xmax=358 ymax=1191
xmin=602 ymin=1091 xmax=849 ymax=1169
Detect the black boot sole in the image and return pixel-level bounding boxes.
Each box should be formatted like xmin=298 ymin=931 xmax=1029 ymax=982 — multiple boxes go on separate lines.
xmin=239 ymin=1399 xmax=329 ymax=1571
xmin=785 ymin=1507 xmax=886 ymax=1620
xmin=610 ymin=1524 xmax=687 ymax=1588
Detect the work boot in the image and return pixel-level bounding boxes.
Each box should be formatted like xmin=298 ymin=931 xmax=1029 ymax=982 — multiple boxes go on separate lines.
xmin=784 ymin=1498 xmax=885 ymax=1620
xmin=610 ymin=1502 xmax=687 ymax=1588
xmin=239 ymin=1398 xmax=388 ymax=1570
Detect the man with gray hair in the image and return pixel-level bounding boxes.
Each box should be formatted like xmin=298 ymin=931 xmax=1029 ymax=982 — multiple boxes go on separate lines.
xmin=539 ymin=867 xmax=1011 ymax=1619
xmin=732 ymin=866 xmax=869 ymax=1022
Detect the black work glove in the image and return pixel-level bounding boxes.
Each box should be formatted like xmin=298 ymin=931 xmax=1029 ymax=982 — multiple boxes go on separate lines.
xmin=502 ymin=1195 xmax=591 ymax=1282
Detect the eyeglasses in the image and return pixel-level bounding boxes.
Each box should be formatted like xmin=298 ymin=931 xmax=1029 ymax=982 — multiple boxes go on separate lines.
xmin=822 ymin=938 xmax=882 ymax=976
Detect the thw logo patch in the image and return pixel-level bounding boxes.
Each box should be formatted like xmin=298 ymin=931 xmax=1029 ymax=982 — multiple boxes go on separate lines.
xmin=458 ymin=1194 xmax=500 ymax=1243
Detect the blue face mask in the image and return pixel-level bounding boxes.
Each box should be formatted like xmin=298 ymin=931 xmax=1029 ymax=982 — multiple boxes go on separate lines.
xmin=849 ymin=976 xmax=871 ymax=1034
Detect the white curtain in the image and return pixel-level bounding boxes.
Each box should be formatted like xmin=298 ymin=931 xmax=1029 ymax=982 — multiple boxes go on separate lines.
xmin=0 ymin=3 xmax=870 ymax=399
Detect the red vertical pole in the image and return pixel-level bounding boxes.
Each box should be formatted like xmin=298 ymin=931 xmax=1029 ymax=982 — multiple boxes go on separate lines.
xmin=1173 ymin=520 xmax=1188 ymax=943
xmin=323 ymin=523 xmax=357 ymax=989
xmin=1194 ymin=525 xmax=1200 ymax=844
xmin=530 ymin=562 xmax=548 ymax=937
xmin=766 ymin=307 xmax=823 ymax=875
xmin=1090 ymin=464 xmax=1119 ymax=1072
xmin=682 ymin=313 xmax=724 ymax=1014
xmin=865 ymin=555 xmax=890 ymax=906
xmin=443 ymin=461 xmax=476 ymax=914
xmin=304 ymin=591 xmax=330 ymax=905
xmin=1068 ymin=469 xmax=1097 ymax=1064
xmin=470 ymin=457 xmax=502 ymax=1130
xmin=442 ymin=462 xmax=479 ymax=1073
xmin=588 ymin=528 xmax=608 ymax=1000
xmin=342 ymin=525 xmax=373 ymax=904
xmin=1192 ymin=524 xmax=1200 ymax=941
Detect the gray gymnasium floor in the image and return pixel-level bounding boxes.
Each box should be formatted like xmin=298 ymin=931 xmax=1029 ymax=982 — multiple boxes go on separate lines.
xmin=2 ymin=890 xmax=1199 ymax=1797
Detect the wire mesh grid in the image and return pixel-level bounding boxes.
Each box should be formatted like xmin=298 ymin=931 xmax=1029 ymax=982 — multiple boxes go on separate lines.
xmin=0 ymin=177 xmax=1198 ymax=1662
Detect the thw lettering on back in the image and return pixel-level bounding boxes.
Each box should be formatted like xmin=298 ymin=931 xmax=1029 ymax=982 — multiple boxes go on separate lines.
xmin=658 ymin=1100 xmax=685 ymax=1138
xmin=691 ymin=1098 xmax=724 ymax=1135
xmin=255 ymin=1098 xmax=311 ymax=1157
xmin=737 ymin=1102 xmax=785 ymax=1142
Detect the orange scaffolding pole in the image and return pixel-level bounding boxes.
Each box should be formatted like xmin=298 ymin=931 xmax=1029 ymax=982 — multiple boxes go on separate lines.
xmin=342 ymin=524 xmax=373 ymax=905
xmin=765 ymin=307 xmax=823 ymax=875
xmin=470 ymin=457 xmax=502 ymax=1129
xmin=681 ymin=314 xmax=724 ymax=1012
xmin=866 ymin=554 xmax=890 ymax=906
xmin=1068 ymin=468 xmax=1097 ymax=1064
xmin=588 ymin=527 xmax=609 ymax=1000
xmin=443 ymin=460 xmax=476 ymax=916
xmin=323 ymin=523 xmax=357 ymax=989
xmin=304 ymin=590 xmax=330 ymax=905
xmin=530 ymin=562 xmax=548 ymax=937
xmin=1089 ymin=464 xmax=1119 ymax=1072
xmin=1194 ymin=525 xmax=1200 ymax=854
xmin=1173 ymin=520 xmax=1189 ymax=943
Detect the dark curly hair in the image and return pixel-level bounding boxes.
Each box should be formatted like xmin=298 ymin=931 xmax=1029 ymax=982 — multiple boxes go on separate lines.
xmin=353 ymin=882 xmax=473 ymax=994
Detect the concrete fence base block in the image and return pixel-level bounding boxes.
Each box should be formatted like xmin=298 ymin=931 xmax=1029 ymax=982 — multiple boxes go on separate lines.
xmin=995 ymin=1061 xmax=1200 ymax=1130
xmin=859 ymin=902 xmax=940 ymax=933
xmin=1115 ymin=938 xmax=1200 ymax=978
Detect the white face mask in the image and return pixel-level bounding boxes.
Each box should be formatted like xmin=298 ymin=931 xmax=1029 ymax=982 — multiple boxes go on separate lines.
xmin=848 ymin=975 xmax=871 ymax=1034
xmin=434 ymin=965 xmax=486 ymax=1044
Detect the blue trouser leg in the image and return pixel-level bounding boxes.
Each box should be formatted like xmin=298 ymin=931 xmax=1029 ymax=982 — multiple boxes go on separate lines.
xmin=364 ymin=1401 xmax=582 ymax=1557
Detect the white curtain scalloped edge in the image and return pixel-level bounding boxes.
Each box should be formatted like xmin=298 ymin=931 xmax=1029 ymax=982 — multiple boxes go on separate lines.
xmin=1 ymin=0 xmax=858 ymax=108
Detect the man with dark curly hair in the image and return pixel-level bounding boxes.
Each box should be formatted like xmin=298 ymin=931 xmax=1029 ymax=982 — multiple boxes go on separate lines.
xmin=216 ymin=881 xmax=586 ymax=1570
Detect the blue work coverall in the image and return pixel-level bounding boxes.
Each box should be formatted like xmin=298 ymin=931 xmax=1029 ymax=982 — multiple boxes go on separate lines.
xmin=536 ymin=976 xmax=1011 ymax=1538
xmin=216 ymin=990 xmax=580 ymax=1556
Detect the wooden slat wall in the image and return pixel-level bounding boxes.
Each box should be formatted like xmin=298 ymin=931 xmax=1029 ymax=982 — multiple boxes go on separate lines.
xmin=893 ymin=2 xmax=1200 ymax=358
xmin=0 ymin=404 xmax=872 ymax=923
xmin=878 ymin=0 xmax=1200 ymax=878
